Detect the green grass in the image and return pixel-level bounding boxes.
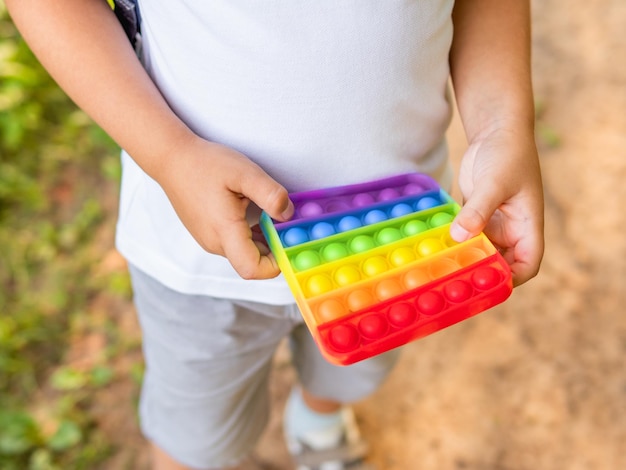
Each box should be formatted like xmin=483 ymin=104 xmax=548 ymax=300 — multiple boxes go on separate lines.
xmin=1 ymin=3 xmax=136 ymax=468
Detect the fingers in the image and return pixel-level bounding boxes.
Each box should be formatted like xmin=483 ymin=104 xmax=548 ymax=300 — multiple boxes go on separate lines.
xmin=501 ymin=213 xmax=544 ymax=287
xmin=450 ymin=180 xmax=543 ymax=286
xmin=160 ymin=141 xmax=291 ymax=280
xmin=220 ymin=218 xmax=281 ymax=280
xmin=218 ymin=165 xmax=291 ymax=279
xmin=502 ymin=240 xmax=543 ymax=287
xmin=238 ymin=166 xmax=294 ymax=222
xmin=450 ymin=182 xmax=505 ymax=242
xmin=195 ymin=155 xmax=292 ymax=279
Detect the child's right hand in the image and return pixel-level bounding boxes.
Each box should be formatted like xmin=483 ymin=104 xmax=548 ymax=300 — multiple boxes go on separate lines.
xmin=5 ymin=0 xmax=293 ymax=280
xmin=156 ymin=135 xmax=294 ymax=280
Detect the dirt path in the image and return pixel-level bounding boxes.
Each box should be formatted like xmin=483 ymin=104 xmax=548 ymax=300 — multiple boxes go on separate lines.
xmin=96 ymin=1 xmax=626 ymax=469
xmin=255 ymin=1 xmax=626 ymax=469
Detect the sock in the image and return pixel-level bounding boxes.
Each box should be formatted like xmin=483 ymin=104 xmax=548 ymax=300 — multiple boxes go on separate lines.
xmin=284 ymin=387 xmax=345 ymax=450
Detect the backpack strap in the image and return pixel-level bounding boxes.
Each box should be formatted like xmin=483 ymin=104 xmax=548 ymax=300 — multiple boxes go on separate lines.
xmin=111 ymin=0 xmax=141 ymax=49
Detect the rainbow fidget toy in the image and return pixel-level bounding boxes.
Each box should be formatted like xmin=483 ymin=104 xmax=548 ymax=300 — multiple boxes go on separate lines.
xmin=260 ymin=173 xmax=512 ymax=365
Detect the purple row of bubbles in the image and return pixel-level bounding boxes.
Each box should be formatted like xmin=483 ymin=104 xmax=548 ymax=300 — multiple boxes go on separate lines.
xmin=281 ymin=195 xmax=444 ymax=247
xmin=295 ymin=182 xmax=428 ymax=219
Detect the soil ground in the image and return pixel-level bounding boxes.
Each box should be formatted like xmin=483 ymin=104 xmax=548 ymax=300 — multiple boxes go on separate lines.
xmin=93 ymin=1 xmax=626 ymax=469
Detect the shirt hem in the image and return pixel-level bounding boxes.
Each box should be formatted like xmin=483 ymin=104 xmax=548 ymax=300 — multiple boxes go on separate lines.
xmin=116 ymin=233 xmax=297 ymax=305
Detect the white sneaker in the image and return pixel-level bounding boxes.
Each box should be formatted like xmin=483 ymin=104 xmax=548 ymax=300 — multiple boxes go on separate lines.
xmin=283 ymin=389 xmax=375 ymax=470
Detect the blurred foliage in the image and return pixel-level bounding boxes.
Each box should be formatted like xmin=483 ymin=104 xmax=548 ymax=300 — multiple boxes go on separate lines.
xmin=535 ymin=100 xmax=562 ymax=150
xmin=1 ymin=2 xmax=131 ymax=468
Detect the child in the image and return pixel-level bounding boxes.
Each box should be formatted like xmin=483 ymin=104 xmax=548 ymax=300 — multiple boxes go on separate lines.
xmin=6 ymin=0 xmax=544 ymax=469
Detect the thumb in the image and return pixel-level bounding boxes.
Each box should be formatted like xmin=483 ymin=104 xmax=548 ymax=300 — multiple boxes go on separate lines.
xmin=450 ymin=184 xmax=503 ymax=242
xmin=241 ymin=167 xmax=294 ymax=222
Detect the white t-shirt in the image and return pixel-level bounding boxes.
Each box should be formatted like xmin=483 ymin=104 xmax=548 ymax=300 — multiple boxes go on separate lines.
xmin=116 ymin=0 xmax=455 ymax=304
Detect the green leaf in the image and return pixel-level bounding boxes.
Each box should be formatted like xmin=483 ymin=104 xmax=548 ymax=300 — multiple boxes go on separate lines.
xmin=47 ymin=421 xmax=82 ymax=452
xmin=0 ymin=433 xmax=34 ymax=456
xmin=29 ymin=448 xmax=60 ymax=470
xmin=50 ymin=367 xmax=87 ymax=391
xmin=130 ymin=362 xmax=145 ymax=385
xmin=0 ymin=411 xmax=40 ymax=455
xmin=537 ymin=123 xmax=562 ymax=148
xmin=89 ymin=366 xmax=114 ymax=388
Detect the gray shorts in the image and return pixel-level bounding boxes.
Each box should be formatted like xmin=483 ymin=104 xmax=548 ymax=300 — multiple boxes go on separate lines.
xmin=129 ymin=265 xmax=400 ymax=469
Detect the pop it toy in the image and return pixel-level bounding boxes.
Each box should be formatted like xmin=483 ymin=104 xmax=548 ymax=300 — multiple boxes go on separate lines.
xmin=260 ymin=173 xmax=512 ymax=365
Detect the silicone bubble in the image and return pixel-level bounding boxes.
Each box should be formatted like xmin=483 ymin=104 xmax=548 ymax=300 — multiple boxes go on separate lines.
xmin=444 ymin=280 xmax=473 ymax=303
xmin=429 ymin=211 xmax=454 ymax=227
xmin=375 ymin=279 xmax=404 ymax=300
xmin=376 ymin=227 xmax=403 ymax=245
xmin=294 ymin=250 xmax=321 ymax=271
xmin=316 ymin=299 xmax=347 ymax=322
xmin=325 ymin=200 xmax=351 ymax=213
xmin=329 ymin=324 xmax=359 ymax=351
xmin=457 ymin=247 xmax=487 ymax=267
xmin=402 ymin=182 xmax=424 ymax=195
xmin=388 ymin=302 xmax=417 ymax=327
xmin=389 ymin=246 xmax=417 ymax=267
xmin=353 ymin=193 xmax=375 ymax=207
xmin=350 ymin=235 xmax=375 ymax=253
xmin=378 ymin=188 xmax=400 ymax=201
xmin=402 ymin=220 xmax=429 ymax=237
xmin=362 ymin=256 xmax=388 ymax=277
xmin=347 ymin=289 xmax=375 ymax=312
xmin=440 ymin=230 xmax=457 ymax=249
xmin=471 ymin=266 xmax=501 ymax=290
xmin=428 ymin=258 xmax=460 ymax=279
xmin=363 ymin=209 xmax=388 ymax=225
xmin=403 ymin=269 xmax=430 ymax=289
xmin=417 ymin=291 xmax=446 ymax=315
xmin=417 ymin=238 xmax=446 ymax=257
xmin=300 ymin=201 xmax=324 ymax=218
xmin=415 ymin=196 xmax=440 ymax=211
xmin=322 ymin=242 xmax=349 ymax=261
xmin=334 ymin=265 xmax=361 ymax=286
xmin=283 ymin=227 xmax=309 ymax=246
xmin=310 ymin=221 xmax=336 ymax=240
xmin=306 ymin=274 xmax=334 ymax=296
xmin=390 ymin=203 xmax=414 ymax=218
xmin=359 ymin=314 xmax=388 ymax=339
xmin=338 ymin=215 xmax=362 ymax=232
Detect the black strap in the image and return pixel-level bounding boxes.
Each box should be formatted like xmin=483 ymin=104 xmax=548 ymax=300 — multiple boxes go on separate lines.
xmin=113 ymin=0 xmax=141 ymax=48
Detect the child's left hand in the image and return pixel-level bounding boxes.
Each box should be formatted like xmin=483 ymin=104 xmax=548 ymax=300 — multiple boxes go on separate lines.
xmin=449 ymin=125 xmax=544 ymax=286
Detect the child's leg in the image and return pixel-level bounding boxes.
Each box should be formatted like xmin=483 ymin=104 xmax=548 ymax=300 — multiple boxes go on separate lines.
xmin=286 ymin=323 xmax=400 ymax=468
xmin=150 ymin=444 xmax=251 ymax=470
xmin=289 ymin=322 xmax=400 ymax=406
xmin=129 ymin=265 xmax=302 ymax=470
xmin=301 ymin=388 xmax=342 ymax=414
